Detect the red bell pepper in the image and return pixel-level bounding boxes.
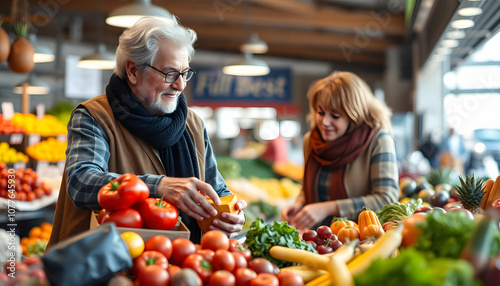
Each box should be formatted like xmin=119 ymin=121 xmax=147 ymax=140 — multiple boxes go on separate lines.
xmin=101 ymin=208 xmax=143 ymax=228
xmin=138 ymin=196 xmax=179 ymax=230
xmin=97 ymin=173 xmax=149 ymax=211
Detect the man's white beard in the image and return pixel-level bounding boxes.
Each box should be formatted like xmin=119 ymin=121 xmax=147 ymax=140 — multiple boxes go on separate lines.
xmin=150 ymin=93 xmax=179 ymax=114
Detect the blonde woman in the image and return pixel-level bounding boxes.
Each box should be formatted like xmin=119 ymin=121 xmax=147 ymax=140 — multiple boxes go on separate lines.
xmin=281 ymin=71 xmax=399 ymax=231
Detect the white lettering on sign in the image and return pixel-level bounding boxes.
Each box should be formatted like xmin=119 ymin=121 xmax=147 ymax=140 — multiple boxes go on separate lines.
xmin=194 ymin=72 xmax=232 ymax=97
xmin=235 ymin=76 xmax=286 ymax=98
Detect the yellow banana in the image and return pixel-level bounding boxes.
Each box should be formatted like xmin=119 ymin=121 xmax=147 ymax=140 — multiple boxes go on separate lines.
xmin=280 ymin=265 xmax=327 ymax=283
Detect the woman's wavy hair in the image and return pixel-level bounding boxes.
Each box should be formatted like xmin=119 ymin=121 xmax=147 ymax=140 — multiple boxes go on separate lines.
xmin=114 ymin=16 xmax=197 ymax=79
xmin=307 ymin=71 xmax=393 ymax=135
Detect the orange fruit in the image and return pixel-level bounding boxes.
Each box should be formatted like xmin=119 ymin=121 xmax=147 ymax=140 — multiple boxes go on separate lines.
xmin=29 ymin=227 xmax=42 ymax=238
xmin=40 ymin=222 xmax=52 ymax=232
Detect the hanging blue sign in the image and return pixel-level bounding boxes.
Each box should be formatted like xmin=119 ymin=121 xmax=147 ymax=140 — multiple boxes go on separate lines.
xmin=189 ymin=67 xmax=292 ymax=103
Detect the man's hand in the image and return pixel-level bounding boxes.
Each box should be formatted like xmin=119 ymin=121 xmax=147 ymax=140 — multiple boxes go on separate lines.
xmin=208 ymin=200 xmax=247 ymax=238
xmin=157 ymin=176 xmax=220 ymax=221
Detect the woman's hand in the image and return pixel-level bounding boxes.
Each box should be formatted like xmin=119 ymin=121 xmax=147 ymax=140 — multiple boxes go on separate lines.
xmin=281 ymin=201 xmax=303 ymax=222
xmin=157 ymin=176 xmax=220 ymax=221
xmin=209 ymin=200 xmax=248 ymax=238
xmin=289 ymin=201 xmax=337 ymax=231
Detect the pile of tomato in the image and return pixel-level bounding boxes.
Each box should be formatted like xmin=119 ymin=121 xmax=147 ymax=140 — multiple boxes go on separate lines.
xmin=0 ymin=164 xmax=52 ymax=201
xmin=96 ymin=173 xmax=179 ymax=231
xmin=0 ymin=114 xmax=25 ymax=134
xmin=120 ymin=230 xmax=304 ymax=286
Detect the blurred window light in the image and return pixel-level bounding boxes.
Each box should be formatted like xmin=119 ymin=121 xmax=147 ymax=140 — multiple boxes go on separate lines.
xmin=469 ymin=31 xmax=500 ymax=62
xmin=280 ymin=120 xmax=301 ymax=139
xmin=259 ymin=120 xmax=279 ymax=141
xmin=444 ymin=93 xmax=500 ymax=137
xmin=443 ymin=71 xmax=457 ymax=90
xmin=244 ymin=107 xmax=277 ymax=119
xmin=454 ymin=66 xmax=500 ymax=90
xmin=190 ymin=106 xmax=214 ymax=120
xmin=474 ymin=142 xmax=486 ymax=154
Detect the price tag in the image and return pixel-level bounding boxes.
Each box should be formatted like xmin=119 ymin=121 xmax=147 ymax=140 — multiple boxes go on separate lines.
xmin=28 ymin=134 xmax=41 ymax=146
xmin=13 ymin=162 xmax=26 ymax=170
xmin=36 ymin=104 xmax=45 ymax=120
xmin=1 ymin=102 xmax=15 ymax=120
xmin=36 ymin=161 xmax=49 ymax=174
xmin=9 ymin=133 xmax=24 ymax=145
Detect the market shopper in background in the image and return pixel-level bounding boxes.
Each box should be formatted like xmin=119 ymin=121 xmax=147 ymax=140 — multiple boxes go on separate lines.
xmin=48 ymin=17 xmax=247 ymax=245
xmin=281 ymin=71 xmax=399 ymax=231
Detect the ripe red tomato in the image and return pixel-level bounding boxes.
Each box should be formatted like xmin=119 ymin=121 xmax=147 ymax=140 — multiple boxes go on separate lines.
xmin=250 ymin=273 xmax=279 ymax=286
xmin=34 ymin=187 xmax=45 ymax=199
xmin=277 ymin=270 xmax=304 ymax=286
xmin=170 ymin=238 xmax=197 ymax=266
xmin=182 ymin=253 xmax=213 ymax=283
xmin=234 ymin=268 xmax=257 ymax=286
xmin=102 ymin=208 xmax=143 ymax=228
xmin=136 ymin=264 xmax=169 ymax=286
xmin=132 ymin=250 xmax=168 ymax=276
xmin=248 ymin=258 xmax=275 ymax=274
xmin=145 ymin=235 xmax=173 ymax=260
xmin=97 ymin=209 xmax=109 ymax=224
xmin=167 ymin=264 xmax=181 ymax=279
xmin=232 ymin=252 xmax=248 ymax=270
xmin=212 ymin=249 xmax=236 ymax=272
xmin=25 ymin=191 xmax=36 ymax=201
xmin=137 ymin=197 xmax=179 ymax=230
xmin=401 ymin=213 xmax=427 ymax=248
xmin=209 ymin=270 xmax=236 ymax=286
xmin=228 ymin=239 xmax=252 ymax=262
xmin=13 ymin=191 xmax=26 ymax=201
xmin=0 ymin=178 xmax=7 ymax=190
xmin=197 ymin=249 xmax=215 ymax=263
xmin=201 ymin=230 xmax=229 ymax=251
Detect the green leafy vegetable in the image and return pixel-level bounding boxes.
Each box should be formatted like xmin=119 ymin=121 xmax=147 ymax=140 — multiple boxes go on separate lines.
xmin=354 ymin=247 xmax=475 ymax=286
xmin=375 ymin=198 xmax=422 ymax=224
xmin=415 ymin=211 xmax=500 ymax=259
xmin=216 ymin=158 xmax=242 ymax=180
xmin=244 ymin=217 xmax=316 ymax=268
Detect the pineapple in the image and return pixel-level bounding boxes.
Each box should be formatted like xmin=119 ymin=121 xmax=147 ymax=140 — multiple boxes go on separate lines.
xmin=455 ymin=174 xmax=486 ymax=215
xmin=426 ymin=167 xmax=453 ymax=187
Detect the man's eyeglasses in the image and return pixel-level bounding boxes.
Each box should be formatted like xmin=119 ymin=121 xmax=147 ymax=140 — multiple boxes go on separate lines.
xmin=146 ymin=64 xmax=196 ymax=83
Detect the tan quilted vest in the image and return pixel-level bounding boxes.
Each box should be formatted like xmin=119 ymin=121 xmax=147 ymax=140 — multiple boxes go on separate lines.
xmin=48 ymin=95 xmax=205 ymax=246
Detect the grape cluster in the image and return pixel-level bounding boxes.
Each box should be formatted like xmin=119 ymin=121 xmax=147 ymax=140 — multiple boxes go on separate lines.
xmin=302 ymin=225 xmax=343 ymax=254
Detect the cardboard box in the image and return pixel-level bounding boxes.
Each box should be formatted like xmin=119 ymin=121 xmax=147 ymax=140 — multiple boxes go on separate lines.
xmin=90 ymin=212 xmax=190 ymax=241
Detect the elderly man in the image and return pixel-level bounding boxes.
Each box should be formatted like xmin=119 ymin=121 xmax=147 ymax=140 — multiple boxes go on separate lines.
xmin=49 ymin=17 xmax=247 ymax=245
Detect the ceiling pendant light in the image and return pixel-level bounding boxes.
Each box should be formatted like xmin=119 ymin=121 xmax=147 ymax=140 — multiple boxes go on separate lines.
xmin=222 ymin=52 xmax=270 ymax=76
xmin=34 ymin=45 xmax=55 ymax=63
xmin=12 ymin=73 xmax=50 ymax=95
xmin=77 ymin=44 xmax=115 ymax=70
xmin=29 ymin=35 xmax=55 ymax=63
xmin=240 ymin=33 xmax=268 ymax=54
xmin=13 ymin=73 xmax=50 ymax=114
xmin=106 ymin=0 xmax=173 ymax=28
